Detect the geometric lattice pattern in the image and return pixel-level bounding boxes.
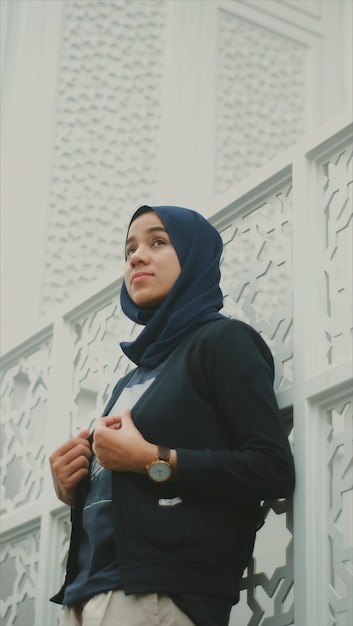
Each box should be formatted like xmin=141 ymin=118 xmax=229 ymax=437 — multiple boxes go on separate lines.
xmin=0 ymin=339 xmax=52 ymax=515
xmin=220 ymin=179 xmax=293 ymax=392
xmin=70 ymin=296 xmax=138 ymax=435
xmin=326 ymin=398 xmax=353 ymax=626
xmin=0 ymin=528 xmax=40 ymax=626
xmin=215 ymin=9 xmax=306 ymax=194
xmin=231 ymin=478 xmax=294 ymax=626
xmin=54 ymin=512 xmax=72 ymax=626
xmin=320 ymin=145 xmax=353 ymax=366
xmin=41 ymin=0 xmax=166 ymax=311
xmin=57 ymin=514 xmax=72 ymax=584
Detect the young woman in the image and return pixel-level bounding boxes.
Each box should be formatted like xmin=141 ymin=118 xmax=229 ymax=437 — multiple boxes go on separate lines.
xmin=50 ymin=205 xmax=295 ymax=626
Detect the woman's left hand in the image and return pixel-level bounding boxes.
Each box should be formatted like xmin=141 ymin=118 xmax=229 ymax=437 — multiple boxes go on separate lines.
xmin=92 ymin=408 xmax=156 ymax=472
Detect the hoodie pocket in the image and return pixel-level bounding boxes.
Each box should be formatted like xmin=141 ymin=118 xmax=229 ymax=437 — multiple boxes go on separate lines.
xmin=140 ymin=494 xmax=195 ymax=550
xmin=140 ymin=491 xmax=235 ymax=559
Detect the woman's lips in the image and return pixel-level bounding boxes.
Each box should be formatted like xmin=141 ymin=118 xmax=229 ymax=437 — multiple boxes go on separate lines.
xmin=131 ymin=272 xmax=153 ymax=283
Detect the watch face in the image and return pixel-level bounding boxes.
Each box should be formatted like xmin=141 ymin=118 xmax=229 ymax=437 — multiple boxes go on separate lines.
xmin=148 ymin=460 xmax=172 ymax=482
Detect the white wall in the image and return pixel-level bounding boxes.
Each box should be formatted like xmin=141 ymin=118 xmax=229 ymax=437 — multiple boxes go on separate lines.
xmin=1 ymin=0 xmax=351 ymax=354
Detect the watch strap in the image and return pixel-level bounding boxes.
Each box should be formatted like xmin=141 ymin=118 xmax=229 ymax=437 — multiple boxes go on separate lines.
xmin=158 ymin=445 xmax=171 ymax=463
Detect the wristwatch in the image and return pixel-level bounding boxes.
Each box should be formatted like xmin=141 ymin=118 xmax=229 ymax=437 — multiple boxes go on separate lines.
xmin=146 ymin=445 xmax=172 ymax=482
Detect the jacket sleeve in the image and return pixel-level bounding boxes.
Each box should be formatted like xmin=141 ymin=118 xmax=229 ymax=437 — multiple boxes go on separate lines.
xmin=175 ymin=321 xmax=295 ymax=503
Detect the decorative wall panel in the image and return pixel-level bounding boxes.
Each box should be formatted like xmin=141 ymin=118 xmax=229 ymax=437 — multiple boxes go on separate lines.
xmin=231 ymin=496 xmax=293 ymax=626
xmin=52 ymin=511 xmax=72 ymax=624
xmin=318 ymin=143 xmax=353 ymax=367
xmin=41 ymin=0 xmax=166 ymax=311
xmin=0 ymin=528 xmax=40 ymax=626
xmin=282 ymin=0 xmax=321 ymax=18
xmin=219 ymin=178 xmax=293 ymax=391
xmin=0 ymin=340 xmax=51 ymax=516
xmin=325 ymin=397 xmax=353 ymax=626
xmin=70 ymin=295 xmax=138 ymax=435
xmin=215 ymin=9 xmax=307 ymax=194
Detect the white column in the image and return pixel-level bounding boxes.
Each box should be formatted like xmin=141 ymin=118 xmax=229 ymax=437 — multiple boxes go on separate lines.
xmin=0 ymin=0 xmax=64 ymax=353
xmin=155 ymin=0 xmax=217 ymax=211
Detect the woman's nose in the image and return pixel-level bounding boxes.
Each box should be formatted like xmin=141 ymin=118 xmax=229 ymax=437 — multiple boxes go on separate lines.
xmin=129 ymin=245 xmax=149 ymax=265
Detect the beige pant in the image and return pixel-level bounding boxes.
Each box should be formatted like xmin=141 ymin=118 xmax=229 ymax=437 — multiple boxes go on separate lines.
xmin=59 ymin=590 xmax=196 ymax=626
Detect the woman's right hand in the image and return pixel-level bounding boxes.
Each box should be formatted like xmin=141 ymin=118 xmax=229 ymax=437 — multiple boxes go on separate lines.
xmin=49 ymin=429 xmax=91 ymax=507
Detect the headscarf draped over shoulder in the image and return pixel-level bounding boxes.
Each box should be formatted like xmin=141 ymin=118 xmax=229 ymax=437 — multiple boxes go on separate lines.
xmin=120 ymin=205 xmax=225 ymax=367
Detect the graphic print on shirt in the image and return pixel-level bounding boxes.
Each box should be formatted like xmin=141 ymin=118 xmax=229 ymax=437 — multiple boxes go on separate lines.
xmin=85 ymin=376 xmax=160 ymax=510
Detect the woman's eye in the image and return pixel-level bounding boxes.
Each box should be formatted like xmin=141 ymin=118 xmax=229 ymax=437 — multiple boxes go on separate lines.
xmin=125 ymin=238 xmax=166 ymax=258
xmin=125 ymin=246 xmax=136 ymax=258
xmin=152 ymin=238 xmax=166 ymax=247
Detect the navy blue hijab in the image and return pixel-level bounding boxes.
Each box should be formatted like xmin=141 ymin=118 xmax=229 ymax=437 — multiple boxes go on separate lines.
xmin=120 ymin=205 xmax=225 ymax=367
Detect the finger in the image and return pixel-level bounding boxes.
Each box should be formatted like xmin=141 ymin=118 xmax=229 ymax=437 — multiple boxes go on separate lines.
xmin=56 ymin=442 xmax=91 ymax=467
xmin=62 ymin=465 xmax=90 ymax=491
xmin=55 ymin=453 xmax=90 ymax=487
xmin=50 ymin=435 xmax=90 ymax=461
xmin=76 ymin=428 xmax=90 ymax=439
xmin=120 ymin=408 xmax=132 ymax=420
xmin=96 ymin=416 xmax=122 ymax=429
xmin=66 ymin=453 xmax=90 ymax=474
xmin=52 ymin=448 xmax=90 ymax=477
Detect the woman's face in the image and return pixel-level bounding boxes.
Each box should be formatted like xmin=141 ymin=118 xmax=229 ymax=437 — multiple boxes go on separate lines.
xmin=124 ymin=211 xmax=181 ymax=308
